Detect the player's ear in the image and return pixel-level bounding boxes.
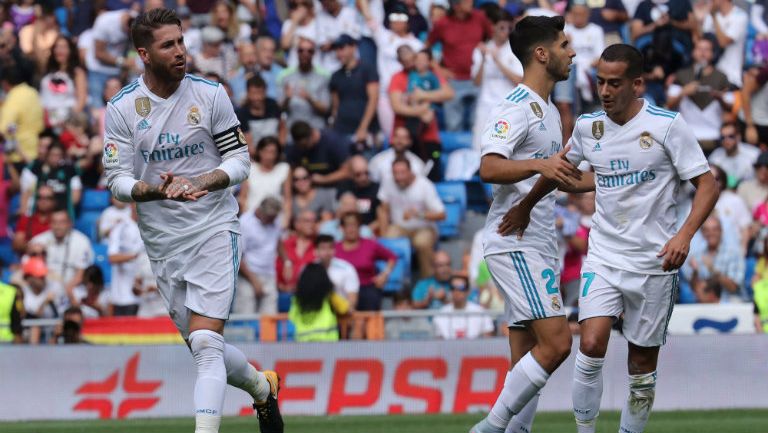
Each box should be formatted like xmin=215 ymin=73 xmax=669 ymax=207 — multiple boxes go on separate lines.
xmin=534 ymin=45 xmax=547 ymax=64
xmin=632 ymin=76 xmax=644 ymax=96
xmin=137 ymin=47 xmax=150 ymax=65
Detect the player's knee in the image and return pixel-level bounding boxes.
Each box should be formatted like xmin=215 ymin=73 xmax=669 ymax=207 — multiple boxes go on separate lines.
xmin=189 ymin=329 xmax=225 ymax=365
xmin=579 ymin=334 xmax=608 ymax=358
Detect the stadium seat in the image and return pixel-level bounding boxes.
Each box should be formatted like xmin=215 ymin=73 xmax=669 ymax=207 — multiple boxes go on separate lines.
xmin=466 ymin=180 xmax=491 ymax=213
xmin=376 ymin=237 xmax=412 ymax=293
xmin=436 ymin=181 xmax=467 ymax=215
xmin=92 ymin=243 xmax=111 ymax=286
xmin=75 ymin=211 xmax=102 ymax=243
xmin=278 ymin=292 xmax=292 ymax=313
xmin=439 ymin=131 xmax=473 ymax=153
xmin=81 ymin=189 xmax=112 ymax=213
xmin=276 ymin=319 xmax=295 ymax=341
xmin=437 ymin=202 xmax=462 ymax=239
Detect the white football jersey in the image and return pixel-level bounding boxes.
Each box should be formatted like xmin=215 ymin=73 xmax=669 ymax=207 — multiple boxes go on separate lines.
xmin=567 ymin=100 xmax=709 ymax=274
xmin=104 ymin=74 xmax=249 ymax=260
xmin=481 ymin=84 xmax=563 ymax=259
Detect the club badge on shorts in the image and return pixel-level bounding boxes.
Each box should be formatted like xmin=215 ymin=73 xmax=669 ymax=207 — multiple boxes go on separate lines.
xmin=551 ymin=296 xmax=561 ymax=311
xmin=592 ymin=120 xmax=604 ymax=139
xmin=639 ymin=131 xmax=653 ymax=149
xmin=530 ymin=102 xmax=543 ymax=118
xmin=135 ymin=97 xmax=151 ymax=117
xmin=188 ymin=106 xmax=201 ymax=125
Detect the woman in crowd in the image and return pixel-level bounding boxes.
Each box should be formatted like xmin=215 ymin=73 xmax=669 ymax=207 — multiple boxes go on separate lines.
xmin=210 ymin=0 xmax=251 ymax=49
xmin=280 ymin=0 xmax=318 ymax=67
xmin=40 ymin=35 xmax=88 ymax=129
xmin=288 ymin=262 xmax=349 ymax=342
xmin=290 ymin=165 xmax=335 ymax=223
xmin=238 ymin=136 xmax=291 ymax=219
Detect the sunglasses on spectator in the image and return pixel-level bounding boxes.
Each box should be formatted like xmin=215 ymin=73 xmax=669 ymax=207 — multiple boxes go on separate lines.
xmin=298 ymin=48 xmax=315 ymax=54
xmin=294 ymin=176 xmax=310 ymax=181
xmin=722 ymin=134 xmax=738 ymax=140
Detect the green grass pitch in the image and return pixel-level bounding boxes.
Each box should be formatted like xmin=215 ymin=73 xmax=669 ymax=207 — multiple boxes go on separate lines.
xmin=2 ymin=410 xmax=767 ymax=433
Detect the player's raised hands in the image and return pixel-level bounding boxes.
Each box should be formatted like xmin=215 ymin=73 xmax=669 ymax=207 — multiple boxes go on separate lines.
xmin=657 ymin=233 xmax=691 ymax=271
xmin=537 ymin=145 xmax=581 ymax=187
xmin=497 ymin=204 xmax=532 ymax=239
xmin=159 ymin=172 xmax=208 ymax=202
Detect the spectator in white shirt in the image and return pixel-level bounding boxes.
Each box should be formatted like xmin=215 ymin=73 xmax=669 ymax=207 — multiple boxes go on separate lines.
xmin=89 ymin=9 xmax=136 ymax=107
xmin=107 ymin=205 xmax=144 ymax=316
xmin=378 ymin=157 xmax=445 ymax=277
xmin=565 ymin=1 xmax=605 ymax=104
xmin=315 ymin=233 xmax=359 ymax=313
xmin=434 ymin=275 xmax=495 ymax=340
xmin=237 ymin=196 xmax=284 ymax=315
xmin=369 ymin=126 xmax=426 ymax=183
xmin=30 ymin=210 xmax=93 ymax=304
xmin=702 ymin=0 xmax=749 ymax=87
xmin=708 ymin=122 xmax=760 ymax=186
xmin=98 ymin=195 xmax=132 ymax=240
xmin=316 ymin=0 xmax=362 ymax=73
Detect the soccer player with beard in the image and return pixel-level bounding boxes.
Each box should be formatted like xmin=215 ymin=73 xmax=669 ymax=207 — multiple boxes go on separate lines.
xmin=470 ymin=15 xmax=579 ymax=433
xmin=103 ymin=9 xmax=282 ymax=433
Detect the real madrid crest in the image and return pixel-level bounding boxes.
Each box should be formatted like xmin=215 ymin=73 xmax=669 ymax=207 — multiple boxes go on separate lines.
xmin=237 ymin=127 xmax=246 ymax=145
xmin=188 ymin=106 xmax=201 ymax=125
xmin=530 ymin=102 xmax=543 ymax=119
xmin=639 ymin=131 xmax=653 ymax=149
xmin=592 ymin=120 xmax=604 ymax=140
xmin=551 ymin=296 xmax=561 ymax=311
xmin=135 ymin=97 xmax=151 ymax=117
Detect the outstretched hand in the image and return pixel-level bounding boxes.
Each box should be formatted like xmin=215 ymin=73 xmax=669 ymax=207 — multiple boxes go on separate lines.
xmin=159 ymin=172 xmax=208 ymax=202
xmin=657 ymin=233 xmax=691 ymax=271
xmin=537 ymin=145 xmax=581 ymax=186
xmin=497 ymin=204 xmax=532 ymax=238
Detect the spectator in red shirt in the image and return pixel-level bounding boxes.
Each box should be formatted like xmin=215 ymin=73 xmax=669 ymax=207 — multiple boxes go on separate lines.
xmin=427 ymin=0 xmax=492 ymax=131
xmin=276 ymin=209 xmax=318 ymax=294
xmin=0 ymin=148 xmax=19 ymax=266
xmin=388 ymin=44 xmax=454 ymax=181
xmin=12 ymin=184 xmax=55 ymax=254
xmin=334 ymin=211 xmax=396 ymax=311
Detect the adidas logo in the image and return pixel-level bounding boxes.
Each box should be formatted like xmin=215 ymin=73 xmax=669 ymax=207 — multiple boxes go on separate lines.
xmin=137 ymin=119 xmax=151 ymax=130
xmin=538 ymin=122 xmax=546 ymax=131
xmin=593 ymin=142 xmax=601 ymax=152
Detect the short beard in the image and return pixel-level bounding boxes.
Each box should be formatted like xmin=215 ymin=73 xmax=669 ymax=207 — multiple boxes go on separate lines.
xmin=547 ymin=60 xmax=570 ymax=82
xmin=149 ymin=62 xmax=184 ymax=83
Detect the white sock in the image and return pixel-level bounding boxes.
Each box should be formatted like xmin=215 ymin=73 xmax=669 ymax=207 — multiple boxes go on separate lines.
xmin=223 ymin=343 xmax=270 ymax=402
xmin=189 ymin=329 xmax=226 ymax=433
xmin=572 ymin=351 xmax=605 ymax=433
xmin=619 ymin=371 xmax=657 ymax=433
xmin=487 ymin=352 xmax=549 ymax=429
xmin=504 ymin=392 xmax=540 ymax=433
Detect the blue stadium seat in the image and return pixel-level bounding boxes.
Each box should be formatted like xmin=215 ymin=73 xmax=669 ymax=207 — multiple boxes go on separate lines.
xmin=744 ymin=256 xmax=758 ymax=300
xmin=75 ymin=211 xmax=101 ymax=243
xmin=278 ymin=292 xmax=292 ymax=313
xmin=81 ymin=189 xmax=112 ymax=213
xmin=376 ymin=237 xmax=412 ymax=293
xmin=276 ymin=319 xmax=295 ymax=341
xmin=437 ymin=202 xmax=462 ymax=239
xmin=436 ymin=181 xmax=467 ymax=215
xmin=1 ymin=267 xmax=12 ymax=284
xmin=439 ymin=131 xmax=473 ymax=153
xmin=92 ymin=243 xmax=111 ymax=286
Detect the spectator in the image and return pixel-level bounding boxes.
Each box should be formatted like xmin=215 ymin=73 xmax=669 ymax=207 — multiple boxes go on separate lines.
xmin=737 ymin=152 xmax=768 ymax=211
xmin=407 ymin=49 xmax=443 ymax=127
xmin=585 ymin=0 xmax=629 ymax=45
xmin=336 ymin=155 xmax=382 ymax=230
xmin=90 ymin=77 xmax=124 ymax=144
xmin=255 ymin=35 xmax=284 ymax=100
xmin=237 ymin=75 xmax=285 ymax=150
xmin=0 ymin=148 xmax=19 ymax=262
xmin=475 ymin=259 xmax=505 ymax=312
xmin=10 ymin=0 xmax=35 ymax=31
xmin=370 ymin=126 xmax=426 ymax=184
xmin=281 ymin=0 xmax=319 ymax=67
xmin=752 ymin=234 xmax=768 ymax=333
xmin=277 ymin=209 xmax=318 ymax=294
xmin=12 ymin=185 xmax=55 ymax=254
xmin=289 ymin=262 xmax=349 ymax=342
xmin=565 ymin=1 xmax=605 ymax=106
xmin=433 ymin=275 xmax=495 ymax=339
xmin=0 ymin=279 xmax=23 ymax=344
xmin=40 ymin=36 xmax=87 ymax=129
xmin=291 ymin=165 xmax=336 ymax=222
xmin=288 ymin=120 xmax=351 ymax=188
xmin=683 ymin=216 xmax=746 ymax=303
xmin=237 ymin=197 xmax=283 ymax=315
xmin=319 ymin=192 xmax=375 ymax=241
xmin=51 ymin=306 xmax=86 ymax=344
xmin=708 ymin=123 xmax=760 ymax=186
xmin=709 ymin=165 xmax=750 ymax=252
xmin=89 ymin=8 xmax=136 ymax=108
xmin=561 ymin=191 xmax=593 ymax=306
xmin=666 ymin=35 xmax=731 ymax=153
xmin=98 ymin=195 xmax=132 ymax=240
xmin=471 ymin=8 xmax=522 ymax=149
xmin=71 ymin=265 xmax=108 ymax=318
xmin=239 ymin=136 xmax=291 ymax=217
xmin=378 ymin=157 xmax=445 ymax=277
xmin=178 ymin=6 xmax=202 ymax=58
xmin=17 ymin=4 xmax=59 ymax=73
xmin=133 ymin=252 xmax=165 ymax=318
xmin=330 ymin=34 xmax=380 ymax=153
xmin=388 ymin=44 xmax=454 ymax=180
xmin=19 ymin=142 xmax=82 ymax=219
xmin=740 ymin=65 xmax=768 ymax=149
xmin=411 ymin=250 xmax=453 ymax=309
xmin=193 ymin=26 xmax=238 ymax=79
xmin=384 ymin=290 xmax=434 ymax=340
xmin=19 ymin=256 xmax=63 ymax=344
xmin=427 ymin=0 xmax=492 ymax=131
xmin=360 ymin=2 xmax=423 ymax=137
xmin=383 ymin=1 xmax=429 ymax=38
xmin=29 ymin=209 xmax=93 ymax=303
xmin=107 ymin=205 xmax=144 ymax=316
xmin=209 ymin=0 xmax=251 ymax=48
xmin=334 ymin=211 xmax=397 ymax=311
xmin=0 ymin=62 xmax=44 ymax=163
xmin=279 ymin=38 xmax=331 ymax=130
xmin=701 ymin=0 xmax=749 ymax=87
xmin=316 ymin=0 xmax=362 ymax=73
xmin=229 ymin=42 xmax=260 ymax=106
xmin=315 ymin=233 xmax=360 ymax=314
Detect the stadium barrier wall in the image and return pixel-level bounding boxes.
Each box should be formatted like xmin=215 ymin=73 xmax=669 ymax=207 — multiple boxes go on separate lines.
xmin=1 ymin=334 xmax=767 ymax=421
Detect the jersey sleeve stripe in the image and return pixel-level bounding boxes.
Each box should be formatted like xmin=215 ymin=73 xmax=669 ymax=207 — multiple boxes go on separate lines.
xmin=512 ymin=91 xmax=529 ymax=103
xmin=506 ymin=88 xmax=523 ymax=101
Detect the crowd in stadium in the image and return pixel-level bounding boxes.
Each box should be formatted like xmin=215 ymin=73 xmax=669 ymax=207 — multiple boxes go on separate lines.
xmin=0 ymin=0 xmax=767 ymax=344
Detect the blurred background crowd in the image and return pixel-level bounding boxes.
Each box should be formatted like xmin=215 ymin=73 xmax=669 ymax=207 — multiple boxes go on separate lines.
xmin=0 ymin=0 xmax=767 ymax=344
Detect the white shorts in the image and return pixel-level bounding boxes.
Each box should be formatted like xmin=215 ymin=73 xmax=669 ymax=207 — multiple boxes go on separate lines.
xmin=578 ymin=261 xmax=678 ymax=347
xmin=486 ymin=251 xmax=566 ymax=327
xmin=151 ymin=231 xmax=242 ymax=340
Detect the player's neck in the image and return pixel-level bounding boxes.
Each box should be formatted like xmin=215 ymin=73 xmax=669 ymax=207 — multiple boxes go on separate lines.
xmin=142 ymin=72 xmax=181 ymax=99
xmin=521 ymin=74 xmax=554 ymax=104
xmin=607 ymin=99 xmax=644 ymax=126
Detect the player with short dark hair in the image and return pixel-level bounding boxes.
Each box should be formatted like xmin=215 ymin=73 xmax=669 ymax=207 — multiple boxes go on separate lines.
xmin=104 ymin=8 xmax=283 ymax=433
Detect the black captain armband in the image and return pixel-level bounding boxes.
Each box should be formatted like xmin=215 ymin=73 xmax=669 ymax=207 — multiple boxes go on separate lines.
xmin=214 ymin=125 xmax=247 ymax=155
